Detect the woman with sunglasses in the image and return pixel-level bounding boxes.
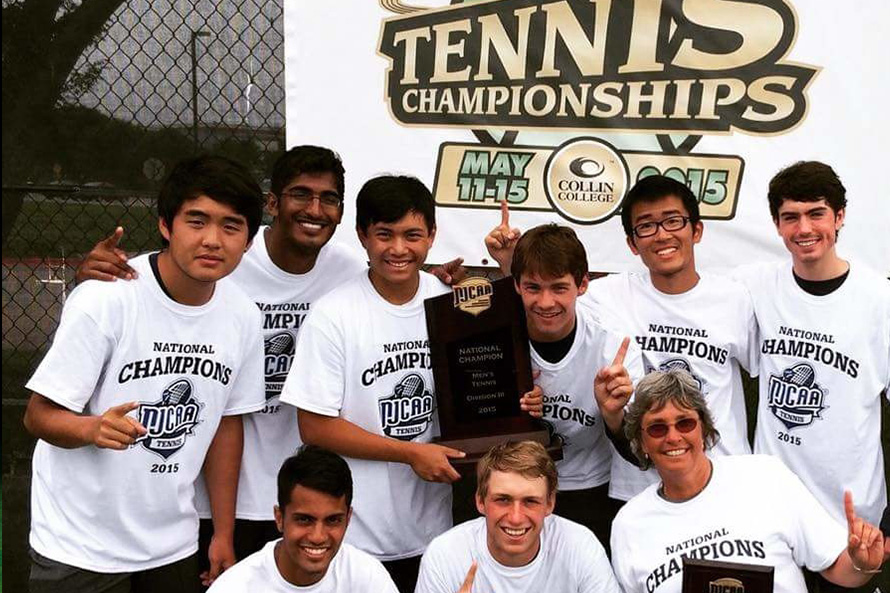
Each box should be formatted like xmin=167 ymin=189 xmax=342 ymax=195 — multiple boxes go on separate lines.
xmin=609 ymin=370 xmax=885 ymax=593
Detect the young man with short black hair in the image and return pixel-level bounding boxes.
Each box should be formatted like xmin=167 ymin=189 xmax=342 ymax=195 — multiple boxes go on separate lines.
xmin=281 ymin=176 xmax=540 ymax=593
xmin=208 ymin=445 xmax=398 ymax=592
xmin=76 ymin=146 xmax=370 ymax=574
xmin=736 ymin=161 xmax=890 ymax=593
xmin=191 ymin=146 xmax=367 ymax=563
xmin=24 ymin=155 xmax=266 ymax=592
xmin=585 ymin=176 xmax=758 ymax=501
xmin=279 ymin=175 xmax=456 ymax=593
xmin=415 ymin=440 xmax=619 ymax=593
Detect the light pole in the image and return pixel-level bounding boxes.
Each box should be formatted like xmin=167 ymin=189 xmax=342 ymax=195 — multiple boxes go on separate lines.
xmin=190 ymin=29 xmax=211 ymax=150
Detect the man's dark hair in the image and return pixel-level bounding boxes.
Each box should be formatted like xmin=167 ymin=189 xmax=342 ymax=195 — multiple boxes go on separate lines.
xmin=511 ymin=224 xmax=588 ymax=287
xmin=356 ymin=175 xmax=435 ymax=233
xmin=157 ymin=154 xmax=264 ymax=243
xmin=620 ymin=175 xmax=700 ymax=240
xmin=270 ymin=145 xmax=346 ymax=200
xmin=767 ymin=161 xmax=847 ymax=219
xmin=277 ymin=445 xmax=353 ymax=510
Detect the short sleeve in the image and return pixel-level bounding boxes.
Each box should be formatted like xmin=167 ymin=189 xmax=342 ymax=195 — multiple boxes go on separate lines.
xmin=737 ymin=284 xmax=760 ymax=376
xmin=223 ymin=308 xmax=265 ymax=415
xmin=205 ymin=569 xmax=241 ymax=592
xmin=279 ymin=306 xmax=346 ymax=416
xmin=580 ymin=280 xmax=612 ymax=321
xmin=415 ymin=544 xmax=459 ymax=593
xmin=772 ymin=457 xmax=846 ymax=570
xmin=577 ymin=531 xmax=621 ymax=593
xmin=25 ymin=288 xmax=117 ymax=413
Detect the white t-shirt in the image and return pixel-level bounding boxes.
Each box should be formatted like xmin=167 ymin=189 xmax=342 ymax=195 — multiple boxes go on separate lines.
xmin=280 ymin=271 xmax=452 ymax=561
xmin=736 ymin=260 xmax=890 ymax=525
xmin=582 ymin=272 xmax=758 ymax=500
xmin=532 ymin=305 xmax=644 ymax=490
xmin=208 ymin=539 xmax=398 ymax=592
xmin=416 ymin=515 xmax=620 ymax=593
xmin=195 ymin=228 xmax=366 ymax=520
xmin=611 ymin=455 xmax=846 ymax=593
xmin=26 ymin=254 xmax=265 ymax=572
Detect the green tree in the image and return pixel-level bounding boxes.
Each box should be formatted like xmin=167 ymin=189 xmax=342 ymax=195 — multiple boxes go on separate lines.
xmin=2 ymin=0 xmax=126 ymax=244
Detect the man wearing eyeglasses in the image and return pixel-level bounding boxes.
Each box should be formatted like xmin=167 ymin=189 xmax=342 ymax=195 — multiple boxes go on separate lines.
xmin=582 ymin=175 xmax=758 ymax=503
xmin=486 ymin=174 xmax=758 ymax=507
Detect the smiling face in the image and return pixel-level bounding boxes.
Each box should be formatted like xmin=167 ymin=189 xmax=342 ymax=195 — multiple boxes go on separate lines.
xmin=358 ymin=210 xmax=435 ymax=304
xmin=158 ymin=194 xmax=250 ymax=301
xmin=273 ymin=485 xmax=351 ymax=587
xmin=774 ymin=198 xmax=844 ymax=269
xmin=627 ymin=195 xmax=702 ymax=292
xmin=476 ymin=470 xmax=555 ymax=567
xmin=516 ymin=272 xmax=588 ymax=342
xmin=269 ymin=171 xmax=343 ymax=254
xmin=639 ymin=400 xmax=708 ymax=479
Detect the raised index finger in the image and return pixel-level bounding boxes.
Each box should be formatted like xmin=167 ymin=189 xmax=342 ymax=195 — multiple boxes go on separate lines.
xmin=844 ymin=490 xmax=857 ymax=529
xmin=460 ymin=561 xmax=478 ymax=592
xmin=499 ymin=199 xmax=510 ymax=227
xmin=102 ymin=226 xmax=125 ymax=250
xmin=108 ymin=401 xmax=140 ymax=417
xmin=612 ymin=337 xmax=631 ymax=366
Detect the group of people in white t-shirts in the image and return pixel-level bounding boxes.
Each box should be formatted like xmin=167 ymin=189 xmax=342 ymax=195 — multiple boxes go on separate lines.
xmin=23 ymin=146 xmax=889 ymax=593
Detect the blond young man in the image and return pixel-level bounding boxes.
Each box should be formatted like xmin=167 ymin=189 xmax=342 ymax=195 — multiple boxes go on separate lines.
xmin=416 ymin=441 xmax=619 ymax=593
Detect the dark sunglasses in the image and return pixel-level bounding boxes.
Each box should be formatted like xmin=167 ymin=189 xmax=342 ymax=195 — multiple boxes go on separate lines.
xmin=644 ymin=417 xmax=698 ymax=438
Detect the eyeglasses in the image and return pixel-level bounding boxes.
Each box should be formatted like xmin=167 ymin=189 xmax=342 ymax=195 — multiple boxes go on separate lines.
xmin=632 ymin=215 xmax=690 ymax=238
xmin=280 ymin=188 xmax=343 ymax=208
xmin=643 ymin=417 xmax=698 ymax=438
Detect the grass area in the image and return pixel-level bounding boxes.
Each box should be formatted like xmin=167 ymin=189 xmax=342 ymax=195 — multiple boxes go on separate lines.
xmin=3 ymin=195 xmax=160 ymax=258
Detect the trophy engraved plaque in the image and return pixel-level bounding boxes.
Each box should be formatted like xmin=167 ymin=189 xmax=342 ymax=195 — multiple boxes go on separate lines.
xmin=682 ymin=558 xmax=774 ymax=593
xmin=425 ymin=276 xmax=561 ymax=462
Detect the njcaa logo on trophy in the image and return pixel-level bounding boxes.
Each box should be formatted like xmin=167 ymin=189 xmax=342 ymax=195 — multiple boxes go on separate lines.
xmin=265 ymin=330 xmax=295 ymax=400
xmin=767 ymin=363 xmax=827 ymax=430
xmin=378 ymin=373 xmax=435 ymax=440
xmin=453 ymin=277 xmax=493 ymax=316
xmin=137 ymin=378 xmax=204 ymax=459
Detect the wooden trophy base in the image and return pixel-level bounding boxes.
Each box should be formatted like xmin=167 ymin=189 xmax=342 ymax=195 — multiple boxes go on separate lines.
xmin=435 ymin=429 xmax=563 ymax=469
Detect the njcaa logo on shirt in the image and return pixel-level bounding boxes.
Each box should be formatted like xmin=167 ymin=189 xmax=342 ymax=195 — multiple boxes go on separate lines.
xmin=767 ymin=363 xmax=827 ymax=430
xmin=264 ymin=330 xmax=295 ymax=400
xmin=137 ymin=378 xmax=204 ymax=459
xmin=378 ymin=373 xmax=435 ymax=440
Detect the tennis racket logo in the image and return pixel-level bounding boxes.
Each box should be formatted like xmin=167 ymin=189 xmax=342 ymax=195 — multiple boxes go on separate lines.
xmin=137 ymin=378 xmax=204 ymax=459
xmin=378 ymin=373 xmax=435 ymax=441
xmin=767 ymin=363 xmax=827 ymax=430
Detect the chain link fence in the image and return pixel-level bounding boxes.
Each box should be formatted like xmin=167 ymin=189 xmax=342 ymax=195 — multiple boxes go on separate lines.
xmin=1 ymin=1 xmax=285 ymax=588
xmin=3 ymin=0 xmax=285 ymax=403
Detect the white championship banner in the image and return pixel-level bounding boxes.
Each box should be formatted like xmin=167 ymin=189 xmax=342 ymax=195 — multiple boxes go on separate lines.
xmin=285 ymin=1 xmax=889 ymax=274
